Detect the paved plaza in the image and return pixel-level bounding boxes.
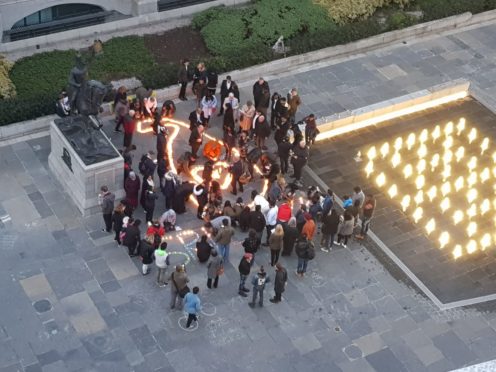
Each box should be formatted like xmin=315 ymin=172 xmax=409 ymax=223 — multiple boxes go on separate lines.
xmin=3 ymin=21 xmax=496 ymax=372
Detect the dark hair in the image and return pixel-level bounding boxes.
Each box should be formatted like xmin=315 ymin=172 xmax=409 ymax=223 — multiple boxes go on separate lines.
xmin=255 ymin=205 xmax=261 ymax=212
xmin=134 ymin=219 xmax=141 ymax=227
xmin=211 ymin=249 xmax=218 ymax=257
xmin=160 ymin=242 xmax=167 ymax=250
xmin=248 ymin=229 xmax=256 ymax=238
xmin=353 ymin=186 xmax=361 ymax=193
xmin=201 ymin=234 xmax=208 ymax=242
xmin=236 ymin=197 xmax=243 ymax=203
xmin=251 ymin=190 xmax=258 ymax=199
xmin=222 ymin=218 xmax=229 ymax=226
xmin=193 ymin=287 xmax=200 ymax=294
xmin=100 ymin=185 xmax=108 ymax=192
xmin=224 ymin=200 xmax=232 ymax=208
xmin=269 ymin=199 xmax=276 ymax=207
xmin=327 ymin=189 xmax=333 ymax=195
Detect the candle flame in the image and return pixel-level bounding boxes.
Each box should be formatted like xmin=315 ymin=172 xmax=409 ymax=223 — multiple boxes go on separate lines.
xmin=467 ymin=156 xmax=477 ymax=171
xmin=444 ymin=121 xmax=454 ymax=136
xmin=414 ymin=190 xmax=424 ymax=205
xmin=406 ymin=133 xmax=416 ymax=150
xmin=430 ymin=154 xmax=440 ymax=171
xmin=441 ymin=182 xmax=451 ymax=196
xmin=365 ymin=160 xmax=374 ymax=178
xmin=388 ymin=184 xmax=398 ymax=198
xmin=480 ymin=167 xmax=490 ymax=183
xmin=453 ymin=245 xmax=462 ymax=259
xmin=456 ymin=118 xmax=465 ymax=135
xmin=417 ymin=144 xmax=427 ymax=159
xmin=439 ymin=231 xmax=449 ymax=249
xmin=440 ymin=197 xmax=450 ymax=213
xmin=376 ymin=172 xmax=386 ymax=187
xmin=391 ymin=152 xmax=401 ymax=168
xmin=425 ymin=218 xmax=436 ymax=235
xmin=442 ymin=165 xmax=451 ymax=181
xmin=480 ymin=199 xmax=490 ymax=215
xmin=394 ymin=137 xmax=403 ymax=152
xmin=442 ymin=136 xmax=453 ymax=151
xmin=416 ymin=159 xmax=426 ymax=174
xmin=401 ymin=195 xmax=411 ymax=212
xmin=468 ymin=127 xmax=477 ymax=144
xmin=415 ymin=175 xmax=425 ymax=190
xmin=432 ymin=125 xmax=441 ymax=143
xmin=427 ymin=185 xmax=437 ymax=202
xmin=455 ymin=146 xmax=465 ymax=162
xmin=419 ymin=129 xmax=428 ymax=143
xmin=412 ymin=207 xmax=423 ymax=223
xmin=467 ymin=204 xmax=477 ymax=219
xmin=467 ymin=188 xmax=478 ymax=203
xmin=367 ymin=146 xmax=377 ymax=160
xmin=480 ymin=233 xmax=492 ymax=251
xmin=453 ymin=210 xmax=464 ymax=225
xmin=466 ymin=239 xmax=477 ymax=254
xmin=454 ymin=176 xmax=464 ymax=192
xmin=480 ymin=137 xmax=489 ymax=154
xmin=403 ymin=164 xmax=413 ymax=179
xmin=380 ymin=142 xmax=389 ymax=159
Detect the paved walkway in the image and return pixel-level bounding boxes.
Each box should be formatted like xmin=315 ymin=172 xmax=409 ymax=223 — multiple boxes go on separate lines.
xmin=2 ymin=21 xmax=496 ymax=372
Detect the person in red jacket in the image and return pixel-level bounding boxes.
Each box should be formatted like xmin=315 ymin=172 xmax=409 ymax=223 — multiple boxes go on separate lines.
xmin=146 ymin=220 xmax=166 ymax=236
xmin=123 ymin=110 xmax=136 ymax=149
xmin=277 ymin=202 xmax=292 ymax=225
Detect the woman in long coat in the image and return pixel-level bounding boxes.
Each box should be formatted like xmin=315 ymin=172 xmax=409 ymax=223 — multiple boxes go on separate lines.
xmin=124 ymin=171 xmax=140 ymax=210
xmin=207 ymin=249 xmax=223 ymax=289
xmin=239 ymin=101 xmax=256 ymax=133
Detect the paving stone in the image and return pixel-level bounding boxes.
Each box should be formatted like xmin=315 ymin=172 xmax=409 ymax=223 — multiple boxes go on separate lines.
xmin=291 ymin=333 xmax=322 ymax=355
xmin=432 ymin=331 xmax=478 ymax=367
xmin=413 ymin=344 xmax=445 ymax=367
xmin=353 ymin=332 xmax=385 ymax=356
xmin=60 ymin=292 xmax=107 ymax=336
xmin=366 ymin=347 xmax=408 ymax=372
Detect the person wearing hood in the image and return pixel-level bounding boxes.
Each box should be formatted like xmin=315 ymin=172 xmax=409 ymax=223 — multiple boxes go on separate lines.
xmin=144 ymin=184 xmax=158 ymax=223
xmin=162 ymin=171 xmax=178 ymax=210
xmin=124 ymin=171 xmax=140 ymax=211
xmin=270 ymin=262 xmax=287 ymax=303
xmin=321 ymin=208 xmax=340 ymax=252
xmin=171 ymin=181 xmax=194 ymax=214
xmin=194 ymin=184 xmax=209 ymax=220
xmin=249 ymin=266 xmax=270 ymax=308
xmin=238 ymin=253 xmax=252 ymax=297
xmin=159 ymin=209 xmax=176 ymax=231
xmin=154 ymin=242 xmax=169 ymax=287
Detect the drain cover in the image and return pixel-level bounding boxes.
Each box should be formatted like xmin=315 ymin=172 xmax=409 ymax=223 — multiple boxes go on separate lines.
xmin=33 ymin=299 xmax=52 ymax=313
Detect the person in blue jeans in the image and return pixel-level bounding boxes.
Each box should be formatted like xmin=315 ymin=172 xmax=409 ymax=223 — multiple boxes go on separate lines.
xmin=214 ymin=218 xmax=235 ymax=260
xmin=294 ymin=233 xmax=315 ymax=277
xmin=249 ymin=266 xmax=270 ymax=307
xmin=183 ymin=287 xmax=201 ymax=328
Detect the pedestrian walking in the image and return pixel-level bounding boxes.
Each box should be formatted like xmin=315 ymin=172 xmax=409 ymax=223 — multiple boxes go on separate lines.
xmin=123 ymin=218 xmax=141 ymax=256
xmin=169 ymin=265 xmax=190 ymax=310
xmin=270 ymin=262 xmax=287 ymax=303
xmin=183 ymin=287 xmax=201 ymax=328
xmin=214 ymin=218 xmax=235 ymax=260
xmin=356 ymin=194 xmax=376 ymax=240
xmin=207 ymin=249 xmax=224 ymax=289
xmin=154 ymin=242 xmax=169 ymax=287
xmin=99 ymin=186 xmax=115 ymax=233
xmin=295 ymin=233 xmax=315 ymax=277
xmin=269 ymin=224 xmax=284 ymax=266
xmin=249 ymin=266 xmax=270 ymax=308
xmin=111 ymin=203 xmax=126 ymax=244
xmin=238 ymin=253 xmax=252 ymax=297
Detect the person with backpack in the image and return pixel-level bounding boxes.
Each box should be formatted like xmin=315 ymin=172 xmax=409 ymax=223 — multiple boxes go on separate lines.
xmin=154 ymin=242 xmax=169 ymax=287
xmin=169 ymin=265 xmax=190 ymax=310
xmin=295 ymin=233 xmax=315 ymax=277
xmin=139 ymin=234 xmax=155 ymax=275
xmin=249 ymin=266 xmax=270 ymax=308
xmin=238 ymin=253 xmax=252 ymax=297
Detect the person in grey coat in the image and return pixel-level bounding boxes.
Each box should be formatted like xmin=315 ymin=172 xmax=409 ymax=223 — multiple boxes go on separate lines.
xmin=100 ymin=185 xmax=115 ymax=233
xmin=249 ymin=266 xmax=270 ymax=308
xmin=207 ymin=250 xmax=224 ymax=289
xmin=169 ymin=265 xmax=189 ymax=309
xmin=270 ymin=262 xmax=287 ymax=303
xmin=336 ymin=210 xmax=355 ymax=248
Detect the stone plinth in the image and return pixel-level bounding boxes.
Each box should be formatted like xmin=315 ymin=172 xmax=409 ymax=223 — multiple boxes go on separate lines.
xmin=48 ymin=119 xmax=124 ymax=216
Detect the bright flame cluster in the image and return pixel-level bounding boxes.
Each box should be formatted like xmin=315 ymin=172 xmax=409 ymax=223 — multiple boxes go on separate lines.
xmin=363 ymin=118 xmax=496 ymax=259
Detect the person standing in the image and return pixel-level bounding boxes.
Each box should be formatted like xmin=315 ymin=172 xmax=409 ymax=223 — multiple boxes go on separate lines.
xmin=189 ymin=125 xmax=204 ymax=160
xmin=143 ymin=185 xmax=158 ymax=223
xmin=336 ymin=210 xmax=354 ymax=248
xmin=249 ymin=266 xmax=270 ymax=308
xmin=193 ymin=184 xmax=208 ymax=220
xmin=156 ymin=126 xmax=168 ymax=162
xmin=222 ymin=93 xmax=239 ymax=121
xmin=270 ymin=262 xmax=287 ymax=303
xmin=100 ymin=186 xmax=115 ymax=233
xmin=269 ymin=224 xmax=284 ymax=266
xmin=282 ymin=217 xmax=299 ymax=256
xmin=243 ymin=229 xmax=260 ymax=267
xmin=264 ymin=199 xmax=278 ymax=246
xmin=239 ymin=101 xmax=255 ymax=134
xmin=238 ymin=253 xmax=252 ymax=297
xmin=291 ymin=141 xmax=309 ymax=183
xmin=320 ymin=209 xmax=340 ymax=252
xmin=295 ymin=233 xmax=315 ymax=277
xmin=154 ymin=242 xmax=169 ymax=287
xmin=184 ymin=287 xmax=201 ymax=328
xmin=352 ymin=186 xmax=366 ymax=208
xmin=277 ymin=136 xmax=292 ymax=175
xmin=356 ymin=194 xmax=376 ymax=240
xmin=287 ymin=88 xmax=302 ymax=123
xmin=304 ymin=114 xmax=319 ymax=146
xmin=219 ymin=75 xmax=239 ymax=115
xmin=111 ymin=203 xmax=126 ymax=245
xmin=169 ymin=265 xmax=190 ymax=310
xmin=214 ymin=218 xmax=235 ymax=261
xmin=302 ymin=213 xmax=316 ymax=241
xmin=123 ymin=110 xmax=136 ymax=149
xmin=253 ymin=77 xmax=270 ymax=112
xmin=139 ymin=234 xmax=155 ymax=275
xmin=124 ymin=171 xmax=140 ymax=212
xmin=270 ymin=92 xmax=280 ymax=130
xmin=200 ymin=91 xmax=217 ymax=126
xmin=254 ymin=115 xmax=270 ymax=150
xmin=207 ymin=249 xmax=223 ymax=289
xmin=229 ymin=154 xmax=246 ymax=195
xmin=123 ymin=218 xmax=141 ymax=257
xmin=248 ymin=204 xmax=266 ymax=242
xmin=139 ymin=151 xmax=156 ymax=206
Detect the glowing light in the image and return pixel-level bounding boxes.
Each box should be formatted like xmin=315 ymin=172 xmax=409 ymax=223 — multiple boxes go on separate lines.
xmin=440 ymin=197 xmax=450 ymax=213
xmin=441 ymin=182 xmax=451 ymax=196
xmin=480 ymin=233 xmax=492 ymax=251
xmin=376 ymin=172 xmax=386 ymax=187
xmin=414 ymin=190 xmax=424 ymax=205
xmin=412 ymin=207 xmax=423 ymax=223
xmin=367 ymin=146 xmax=377 ymax=160
xmin=493 ymin=167 xmax=496 ymax=178
xmin=455 ymin=146 xmax=465 ymax=162
xmin=454 ymin=176 xmax=464 ymax=192
xmin=467 ymin=204 xmax=477 ymax=219
xmin=467 ymin=156 xmax=477 ymax=172
xmin=453 ymin=245 xmax=463 ymax=259
xmin=430 ymin=154 xmax=440 ymax=171
xmin=403 ymin=164 xmax=413 ymax=179
xmin=401 ymin=195 xmax=411 ymax=211
xmin=456 ymin=118 xmax=465 ymax=135
xmin=467 ymin=222 xmax=477 ymax=238
xmin=467 ymin=188 xmax=478 ymax=203
xmin=415 ymin=175 xmax=425 ymax=190
xmin=480 ymin=167 xmax=490 ymax=183
xmin=406 ymin=133 xmax=416 ymax=150
xmin=388 ymin=184 xmax=398 ymax=198
xmin=416 ymin=159 xmax=426 ymax=174
xmin=480 ymin=199 xmax=490 ymax=215
xmin=442 ymin=165 xmax=451 ymax=181
xmin=468 ymin=127 xmax=477 ymax=144
xmin=442 ymin=150 xmax=453 ymax=165
xmin=417 ymin=144 xmax=427 ymax=159
xmin=493 ymin=152 xmax=496 ymax=163
xmin=419 ymin=129 xmax=428 ymax=143
xmin=432 ymin=125 xmax=441 ymax=143
xmin=453 ymin=210 xmax=464 ymax=225
xmin=467 ymin=172 xmax=477 ymax=188
xmin=444 ymin=121 xmax=454 ymax=136
xmin=438 ymin=231 xmax=449 ymax=249
xmin=466 ymin=240 xmax=477 ymax=254
xmin=425 ymin=218 xmax=436 ymax=235
xmin=427 ymin=185 xmax=437 ymax=201
xmin=394 ymin=137 xmax=403 ymax=152
xmin=442 ymin=136 xmax=453 ymax=150
xmin=391 ymin=152 xmax=401 ymax=168
xmin=380 ymin=143 xmax=389 ymax=159
xmin=365 ymin=160 xmax=374 ymax=178
xmin=480 ymin=137 xmax=489 ymax=154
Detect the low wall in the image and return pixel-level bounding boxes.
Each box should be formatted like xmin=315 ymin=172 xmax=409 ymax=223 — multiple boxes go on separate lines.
xmin=2 ymin=10 xmax=496 ymax=143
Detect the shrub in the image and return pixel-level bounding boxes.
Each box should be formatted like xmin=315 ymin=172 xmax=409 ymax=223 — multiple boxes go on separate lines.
xmin=387 ymin=11 xmax=418 ymax=30
xmin=417 ymin=0 xmax=489 ymax=21
xmin=201 ymin=16 xmax=250 ymax=56
xmin=0 ymin=56 xmax=16 ymax=99
xmin=0 ymin=95 xmax=54 ymax=126
xmin=139 ymin=63 xmax=178 ymax=89
xmin=314 ymin=0 xmax=410 ymax=24
xmin=191 ymin=6 xmax=228 ymax=30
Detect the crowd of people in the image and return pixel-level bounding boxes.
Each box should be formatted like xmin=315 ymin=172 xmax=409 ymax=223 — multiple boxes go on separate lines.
xmin=97 ymin=60 xmax=376 ymax=326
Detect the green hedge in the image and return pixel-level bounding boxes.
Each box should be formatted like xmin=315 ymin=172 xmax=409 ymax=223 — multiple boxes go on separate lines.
xmin=417 ymin=0 xmax=496 ymax=21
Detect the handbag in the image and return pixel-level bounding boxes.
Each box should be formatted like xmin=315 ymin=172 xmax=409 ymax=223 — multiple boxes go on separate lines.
xmin=239 ymin=172 xmax=252 ymax=185
xmin=217 ymin=266 xmax=225 ymax=276
xmin=171 ymin=273 xmax=190 ymax=298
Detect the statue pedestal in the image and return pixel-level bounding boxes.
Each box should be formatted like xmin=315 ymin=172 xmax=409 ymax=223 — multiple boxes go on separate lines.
xmin=48 ymin=117 xmax=125 ymax=216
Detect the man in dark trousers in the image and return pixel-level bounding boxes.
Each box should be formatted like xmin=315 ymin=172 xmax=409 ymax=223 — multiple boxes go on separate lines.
xmin=218 ymin=75 xmax=240 ymax=116
xmin=123 ymin=109 xmax=136 ymax=149
xmin=277 ymin=136 xmax=292 ymax=174
xmin=249 ymin=266 xmax=270 ymax=308
xmin=100 ymin=186 xmax=115 ymax=232
xmin=238 ymin=253 xmax=252 ymax=297
xmin=291 ymin=140 xmax=309 ymax=183
xmin=189 ymin=124 xmax=204 ymax=160
xmin=177 ymin=59 xmax=190 ymax=101
xmin=249 ymin=204 xmax=266 ymax=242
xmin=252 ymin=77 xmax=270 ymax=112
xmin=139 ymin=151 xmax=156 ymax=207
xmin=270 ymin=262 xmax=287 ymax=303
xmin=156 ymin=125 xmax=168 ymax=162
xmin=189 ymin=107 xmax=205 ymax=130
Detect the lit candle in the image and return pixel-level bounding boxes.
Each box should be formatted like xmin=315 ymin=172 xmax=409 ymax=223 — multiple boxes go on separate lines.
xmin=403 ymin=164 xmax=413 ymax=179
xmin=467 ymin=156 xmax=477 ymax=172
xmin=453 ymin=245 xmax=462 ymax=259
xmin=417 ymin=144 xmax=427 ymax=159
xmin=388 ymin=184 xmax=398 ymax=198
xmin=442 ymin=150 xmax=453 ymax=165
xmin=376 ymin=172 xmax=386 ymax=187
xmin=432 ymin=125 xmax=441 ymax=143
xmin=467 ymin=188 xmax=478 ymax=203
xmin=425 ymin=218 xmax=436 ymax=235
xmin=456 ymin=118 xmax=465 ymax=135
xmin=416 ymin=159 xmax=426 ymax=174
xmin=467 ymin=203 xmax=477 ymax=219
xmin=414 ymin=190 xmax=424 ymax=205
xmin=430 ymin=154 xmax=440 ymax=171
xmin=444 ymin=121 xmax=454 ymax=136
xmin=401 ymin=195 xmax=411 ymax=212
xmin=415 ymin=175 xmax=425 ymax=190
xmin=455 ymin=146 xmax=465 ymax=162
xmin=391 ymin=152 xmax=401 ymax=168
xmin=480 ymin=199 xmax=490 ymax=215
xmin=427 ymin=185 xmax=437 ymax=202
xmin=441 ymin=181 xmax=451 ymax=196
xmin=480 ymin=137 xmax=489 ymax=155
xmin=440 ymin=197 xmax=450 ymax=213
xmin=367 ymin=146 xmax=377 ymax=160
xmin=467 ymin=222 xmax=477 ymax=238
xmin=365 ymin=160 xmax=374 ymax=178
xmin=442 ymin=136 xmax=453 ymax=151
xmin=466 ymin=239 xmax=477 ymax=254
xmin=468 ymin=127 xmax=477 ymax=144
xmin=412 ymin=207 xmax=423 ymax=223
xmin=480 ymin=167 xmax=490 ymax=183
xmin=419 ymin=129 xmax=428 ymax=143
xmin=406 ymin=133 xmax=416 ymax=150
xmin=453 ymin=210 xmax=464 ymax=225
xmin=454 ymin=176 xmax=464 ymax=192
xmin=394 ymin=137 xmax=403 ymax=152
xmin=438 ymin=231 xmax=449 ymax=249
xmin=480 ymin=233 xmax=492 ymax=251
xmin=380 ymin=142 xmax=389 ymax=159
xmin=442 ymin=165 xmax=451 ymax=181
xmin=467 ymin=172 xmax=478 ymax=188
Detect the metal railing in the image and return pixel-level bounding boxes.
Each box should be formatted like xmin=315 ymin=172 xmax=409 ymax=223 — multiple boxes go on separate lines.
xmin=158 ymin=0 xmax=217 ymax=12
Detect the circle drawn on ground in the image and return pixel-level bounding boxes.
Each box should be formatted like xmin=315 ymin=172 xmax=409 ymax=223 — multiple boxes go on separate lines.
xmin=201 ymin=302 xmax=216 ymax=316
xmin=178 ymin=316 xmax=198 ymax=332
xmin=167 ymin=251 xmax=191 ymax=266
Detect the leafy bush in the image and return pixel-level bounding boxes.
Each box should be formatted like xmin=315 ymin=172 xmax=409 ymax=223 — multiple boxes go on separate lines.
xmin=0 ymin=56 xmax=16 ymax=99
xmin=0 ymin=95 xmax=54 ymax=126
xmin=387 ymin=11 xmax=418 ymax=30
xmin=416 ymin=0 xmax=490 ymax=21
xmin=191 ymin=6 xmax=228 ymax=30
xmin=139 ymin=62 xmax=178 ymax=89
xmin=201 ymin=16 xmax=249 ymax=56
xmin=314 ymin=0 xmax=410 ymax=24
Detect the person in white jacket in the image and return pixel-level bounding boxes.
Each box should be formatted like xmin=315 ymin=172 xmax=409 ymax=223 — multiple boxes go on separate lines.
xmin=201 ymin=91 xmax=218 ymax=126
xmin=154 ymin=242 xmax=169 ymax=287
xmin=223 ymin=92 xmax=239 ymax=121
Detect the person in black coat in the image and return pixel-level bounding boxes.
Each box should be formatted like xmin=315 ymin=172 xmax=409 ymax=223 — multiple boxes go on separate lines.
xmin=189 ymin=125 xmax=204 ymax=159
xmin=143 ymin=186 xmax=158 ymax=223
xmin=270 ymin=262 xmax=287 ymax=303
xmin=248 ymin=204 xmax=266 ymax=241
xmin=139 ymin=234 xmax=155 ymax=275
xmin=274 ymin=116 xmax=290 ymax=145
xmin=229 ymin=156 xmax=245 ymax=195
xmin=253 ymin=77 xmax=270 ymax=112
xmin=277 ymin=135 xmax=292 ymax=175
xmin=189 ymin=108 xmax=205 ymax=130
xmin=123 ymin=218 xmax=141 ymax=256
xmin=282 ymin=217 xmax=299 ymax=256
xmin=196 ymin=234 xmax=213 ymax=263
xmin=193 ymin=184 xmax=208 ymax=220
xmin=171 ymin=182 xmax=194 ymax=214
xmin=219 ymin=76 xmax=240 ymax=115
xmin=112 ymin=204 xmax=126 ymax=244
xmin=207 ymin=70 xmax=218 ymax=95
xmin=242 ymin=229 xmax=260 ymax=267
xmin=177 ymin=59 xmax=190 ymax=101
xmin=321 ymin=208 xmax=340 ymax=252
xmin=157 ymin=158 xmax=167 ymax=190
xmin=270 ymin=92 xmax=280 ymax=129
xmin=291 ymin=141 xmax=309 ymax=182
xmin=156 ymin=126 xmax=168 ymax=161
xmin=239 ymin=206 xmax=251 ymax=232
xmin=254 ymin=115 xmax=271 ymax=150
xmin=162 ymin=172 xmax=176 ymax=210
xmin=238 ymin=253 xmax=252 ymax=296
xmin=139 ymin=152 xmax=156 ymax=206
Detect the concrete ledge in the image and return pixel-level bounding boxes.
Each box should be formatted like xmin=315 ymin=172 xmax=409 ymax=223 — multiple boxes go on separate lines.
xmin=0 ymin=115 xmax=55 ymax=141
xmin=315 ymin=79 xmax=470 ymax=141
